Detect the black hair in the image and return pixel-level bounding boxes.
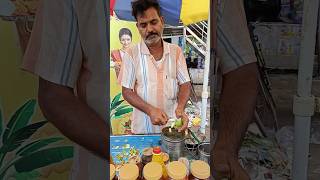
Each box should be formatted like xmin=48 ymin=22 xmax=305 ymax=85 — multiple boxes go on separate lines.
xmin=119 ymin=28 xmax=132 ymax=40
xmin=131 ymin=0 xmax=161 ymax=20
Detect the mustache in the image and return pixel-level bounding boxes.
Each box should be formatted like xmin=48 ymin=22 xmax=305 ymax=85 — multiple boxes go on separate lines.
xmin=146 ymin=32 xmax=160 ymax=39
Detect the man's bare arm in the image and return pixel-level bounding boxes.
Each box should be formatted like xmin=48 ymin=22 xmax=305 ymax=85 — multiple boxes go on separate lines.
xmin=213 ymin=62 xmax=258 ymax=179
xmin=177 ymin=82 xmax=191 ymax=110
xmin=38 ymin=78 xmax=108 ymax=159
xmin=175 ymin=82 xmax=191 ymax=131
xmin=215 ymin=62 xmax=258 ymax=153
xmin=122 ymin=87 xmax=152 ymax=115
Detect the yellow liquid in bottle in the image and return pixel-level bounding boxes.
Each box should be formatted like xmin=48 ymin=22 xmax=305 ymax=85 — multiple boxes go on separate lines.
xmin=151 ymin=147 xmax=168 ymax=179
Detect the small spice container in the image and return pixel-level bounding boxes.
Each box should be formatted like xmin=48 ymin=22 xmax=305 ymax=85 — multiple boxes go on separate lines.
xmin=189 ymin=160 xmax=210 ymax=180
xmin=110 ymin=164 xmax=117 ymax=180
xmin=167 ymin=161 xmax=188 ymax=180
xmin=119 ymin=163 xmax=139 ymax=180
xmin=142 ymin=147 xmax=153 ymax=165
xmin=162 ymin=153 xmax=170 ymax=164
xmin=143 ymin=162 xmax=163 ymax=180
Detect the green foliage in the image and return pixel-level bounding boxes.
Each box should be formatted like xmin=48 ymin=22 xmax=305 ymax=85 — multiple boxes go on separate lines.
xmin=0 ymin=100 xmax=73 ymax=180
xmin=110 ymin=93 xmax=133 ymax=120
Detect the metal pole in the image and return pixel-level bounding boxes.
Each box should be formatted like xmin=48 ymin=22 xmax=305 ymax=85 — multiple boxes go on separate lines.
xmin=200 ymin=0 xmax=217 ymax=134
xmin=183 ymin=26 xmax=187 ymax=53
xmin=200 ymin=14 xmax=211 ymax=134
xmin=292 ymin=0 xmax=319 ymax=179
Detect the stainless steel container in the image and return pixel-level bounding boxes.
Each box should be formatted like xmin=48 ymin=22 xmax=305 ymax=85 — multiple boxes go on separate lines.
xmin=198 ymin=142 xmax=211 ymax=163
xmin=161 ymin=127 xmax=185 ymax=161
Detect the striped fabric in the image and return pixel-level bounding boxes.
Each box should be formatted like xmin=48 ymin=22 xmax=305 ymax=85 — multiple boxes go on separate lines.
xmin=120 ymin=40 xmax=190 ymax=134
xmin=21 ymin=0 xmax=108 ymax=179
xmin=216 ymin=0 xmax=257 ymax=74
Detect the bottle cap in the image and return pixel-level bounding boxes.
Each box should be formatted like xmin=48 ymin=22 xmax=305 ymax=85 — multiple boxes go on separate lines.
xmin=153 ymin=146 xmax=162 ymax=154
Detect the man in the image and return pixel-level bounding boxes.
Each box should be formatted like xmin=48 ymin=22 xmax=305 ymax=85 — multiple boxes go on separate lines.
xmin=120 ymin=0 xmax=191 ymax=134
xmin=21 ymin=0 xmax=109 ymax=179
xmin=123 ymin=0 xmax=258 ymax=179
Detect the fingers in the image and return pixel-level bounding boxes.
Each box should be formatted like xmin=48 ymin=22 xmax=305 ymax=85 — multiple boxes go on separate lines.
xmin=178 ymin=114 xmax=189 ymax=132
xmin=175 ymin=108 xmax=183 ymax=118
xmin=151 ymin=118 xmax=160 ymax=125
xmin=151 ymin=111 xmax=168 ymax=126
xmin=160 ymin=111 xmax=168 ymax=125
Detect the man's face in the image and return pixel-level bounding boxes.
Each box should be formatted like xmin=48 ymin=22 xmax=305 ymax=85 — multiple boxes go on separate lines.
xmin=136 ymin=7 xmax=164 ymax=46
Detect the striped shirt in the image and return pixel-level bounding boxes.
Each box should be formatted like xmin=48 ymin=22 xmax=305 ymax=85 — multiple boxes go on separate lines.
xmin=21 ymin=0 xmax=108 ymax=179
xmin=120 ymin=40 xmax=190 ymax=134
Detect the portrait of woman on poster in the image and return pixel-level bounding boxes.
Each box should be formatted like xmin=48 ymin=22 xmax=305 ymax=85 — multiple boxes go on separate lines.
xmin=111 ymin=28 xmax=133 ymax=78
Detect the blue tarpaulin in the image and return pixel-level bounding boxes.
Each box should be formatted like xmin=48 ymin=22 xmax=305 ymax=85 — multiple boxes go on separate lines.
xmin=114 ymin=0 xmax=182 ymax=26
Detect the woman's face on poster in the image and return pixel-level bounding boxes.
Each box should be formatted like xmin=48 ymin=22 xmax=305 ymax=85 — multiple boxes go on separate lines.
xmin=120 ymin=34 xmax=132 ymax=49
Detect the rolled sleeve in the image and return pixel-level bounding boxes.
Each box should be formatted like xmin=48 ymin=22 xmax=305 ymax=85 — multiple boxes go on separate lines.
xmin=21 ymin=0 xmax=83 ymax=88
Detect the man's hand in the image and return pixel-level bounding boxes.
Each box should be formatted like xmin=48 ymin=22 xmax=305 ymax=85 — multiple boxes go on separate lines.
xmin=149 ymin=107 xmax=168 ymax=126
xmin=212 ymin=149 xmax=250 ymax=180
xmin=175 ymin=107 xmax=189 ymax=132
xmin=176 ymin=82 xmax=191 ymax=132
xmin=212 ymin=63 xmax=258 ymax=180
xmin=123 ymin=87 xmax=169 ymax=127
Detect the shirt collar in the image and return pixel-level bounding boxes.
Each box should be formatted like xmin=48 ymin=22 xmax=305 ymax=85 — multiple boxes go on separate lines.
xmin=140 ymin=39 xmax=170 ymax=56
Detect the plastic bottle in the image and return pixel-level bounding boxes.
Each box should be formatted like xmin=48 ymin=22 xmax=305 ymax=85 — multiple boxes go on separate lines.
xmin=151 ymin=146 xmax=168 ymax=179
xmin=167 ymin=161 xmax=188 ymax=180
xmin=143 ymin=162 xmax=163 ymax=180
xmin=119 ymin=163 xmax=139 ymax=180
xmin=189 ymin=160 xmax=210 ymax=180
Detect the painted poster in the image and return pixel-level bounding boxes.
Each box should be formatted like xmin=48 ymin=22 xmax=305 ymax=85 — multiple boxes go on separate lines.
xmin=0 ymin=19 xmax=73 ymax=180
xmin=110 ymin=16 xmax=141 ymax=135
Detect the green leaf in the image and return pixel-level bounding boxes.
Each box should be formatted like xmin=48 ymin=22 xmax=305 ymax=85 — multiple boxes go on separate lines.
xmin=110 ymin=93 xmax=122 ymax=110
xmin=14 ymin=146 xmax=74 ymax=172
xmin=115 ymin=108 xmax=133 ymax=117
xmin=111 ymin=100 xmax=124 ymax=111
xmin=16 ymin=137 xmax=63 ymax=156
xmin=0 ymin=121 xmax=47 ymax=153
xmin=14 ymin=170 xmax=40 ymax=180
xmin=115 ymin=105 xmax=129 ymax=112
xmin=3 ymin=100 xmax=36 ymax=144
xmin=114 ymin=115 xmax=123 ymax=119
